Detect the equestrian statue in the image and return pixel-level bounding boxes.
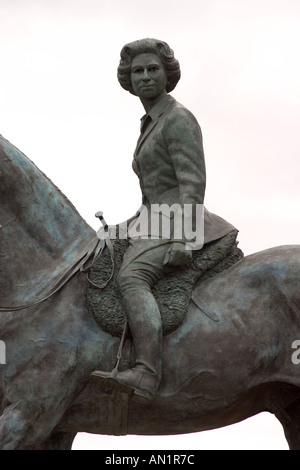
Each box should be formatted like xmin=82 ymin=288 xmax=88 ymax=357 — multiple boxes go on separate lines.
xmin=1 ymin=39 xmax=300 ymax=450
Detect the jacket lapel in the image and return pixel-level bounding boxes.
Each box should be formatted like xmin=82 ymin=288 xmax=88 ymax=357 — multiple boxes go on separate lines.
xmin=134 ymin=95 xmax=175 ymax=157
xmin=134 ymin=117 xmax=160 ymax=156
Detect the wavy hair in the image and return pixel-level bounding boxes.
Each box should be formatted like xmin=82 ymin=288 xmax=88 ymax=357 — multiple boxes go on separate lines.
xmin=117 ymin=38 xmax=181 ymax=95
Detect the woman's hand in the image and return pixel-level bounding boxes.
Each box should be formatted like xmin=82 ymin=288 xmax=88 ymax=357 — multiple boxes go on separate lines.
xmin=163 ymin=242 xmax=192 ymax=267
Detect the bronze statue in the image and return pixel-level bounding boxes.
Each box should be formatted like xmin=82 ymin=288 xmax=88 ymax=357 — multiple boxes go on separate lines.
xmin=1 ymin=122 xmax=300 ymax=450
xmin=2 ymin=40 xmax=300 ymax=451
xmin=91 ymin=39 xmax=235 ymax=402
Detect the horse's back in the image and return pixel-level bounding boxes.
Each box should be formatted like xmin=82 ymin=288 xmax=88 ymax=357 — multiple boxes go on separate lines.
xmin=161 ymin=244 xmax=300 ymax=397
xmin=192 ymin=244 xmax=300 ymax=320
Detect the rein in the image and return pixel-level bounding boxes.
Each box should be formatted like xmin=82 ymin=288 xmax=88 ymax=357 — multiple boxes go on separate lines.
xmin=0 ymin=212 xmax=115 ymax=312
xmin=80 ymin=236 xmax=115 ymax=289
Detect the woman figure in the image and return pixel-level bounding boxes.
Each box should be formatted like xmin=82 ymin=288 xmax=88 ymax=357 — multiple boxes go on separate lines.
xmin=92 ymin=38 xmax=235 ymax=402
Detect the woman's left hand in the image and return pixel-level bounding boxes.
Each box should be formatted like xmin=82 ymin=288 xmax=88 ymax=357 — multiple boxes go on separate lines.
xmin=163 ymin=242 xmax=192 ymax=267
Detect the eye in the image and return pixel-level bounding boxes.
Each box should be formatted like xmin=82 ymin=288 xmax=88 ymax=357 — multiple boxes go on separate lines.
xmin=132 ymin=67 xmax=144 ymax=74
xmin=148 ymin=66 xmax=160 ymax=72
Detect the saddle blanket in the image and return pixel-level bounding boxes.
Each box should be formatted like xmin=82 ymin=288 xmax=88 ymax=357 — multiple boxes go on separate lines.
xmin=86 ymin=230 xmax=243 ymax=337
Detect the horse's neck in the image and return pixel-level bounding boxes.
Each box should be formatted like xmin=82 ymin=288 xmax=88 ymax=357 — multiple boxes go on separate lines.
xmin=0 ymin=135 xmax=96 ymax=306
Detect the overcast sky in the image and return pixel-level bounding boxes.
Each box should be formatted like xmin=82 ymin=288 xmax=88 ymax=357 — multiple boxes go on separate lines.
xmin=1 ymin=0 xmax=300 ymax=450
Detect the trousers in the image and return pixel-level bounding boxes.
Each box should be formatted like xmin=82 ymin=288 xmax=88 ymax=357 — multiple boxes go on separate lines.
xmin=117 ymin=239 xmax=174 ymax=291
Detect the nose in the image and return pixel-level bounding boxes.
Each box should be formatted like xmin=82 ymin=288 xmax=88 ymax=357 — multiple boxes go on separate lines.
xmin=142 ymin=69 xmax=150 ymax=81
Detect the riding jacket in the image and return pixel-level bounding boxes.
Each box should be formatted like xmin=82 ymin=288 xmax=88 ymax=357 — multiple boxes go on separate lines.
xmin=128 ymin=94 xmax=235 ymax=247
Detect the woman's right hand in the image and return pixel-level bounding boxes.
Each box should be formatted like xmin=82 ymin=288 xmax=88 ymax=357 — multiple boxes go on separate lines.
xmin=163 ymin=242 xmax=192 ymax=267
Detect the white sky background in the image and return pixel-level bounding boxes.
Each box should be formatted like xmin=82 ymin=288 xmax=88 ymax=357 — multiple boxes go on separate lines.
xmin=1 ymin=0 xmax=300 ymax=450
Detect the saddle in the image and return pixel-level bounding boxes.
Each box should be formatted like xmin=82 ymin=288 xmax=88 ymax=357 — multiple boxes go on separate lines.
xmin=86 ymin=230 xmax=243 ymax=337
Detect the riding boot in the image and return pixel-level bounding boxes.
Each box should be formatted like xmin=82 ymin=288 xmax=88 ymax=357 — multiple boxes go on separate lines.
xmin=91 ymin=287 xmax=162 ymax=402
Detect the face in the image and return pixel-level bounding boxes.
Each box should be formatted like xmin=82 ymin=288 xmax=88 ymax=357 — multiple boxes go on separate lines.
xmin=130 ymin=53 xmax=168 ymax=101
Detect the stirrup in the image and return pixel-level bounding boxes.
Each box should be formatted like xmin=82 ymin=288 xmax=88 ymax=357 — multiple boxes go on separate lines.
xmin=91 ymin=321 xmax=128 ymax=378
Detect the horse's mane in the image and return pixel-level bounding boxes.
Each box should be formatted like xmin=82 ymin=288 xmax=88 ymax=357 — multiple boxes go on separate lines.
xmin=0 ymin=135 xmax=96 ymax=308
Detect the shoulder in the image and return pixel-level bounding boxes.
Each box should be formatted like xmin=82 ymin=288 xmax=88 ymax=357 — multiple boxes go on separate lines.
xmin=163 ymin=97 xmax=202 ymax=135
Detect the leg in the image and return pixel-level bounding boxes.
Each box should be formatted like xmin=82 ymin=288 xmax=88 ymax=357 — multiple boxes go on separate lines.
xmin=278 ymin=397 xmax=300 ymax=450
xmin=0 ymin=405 xmax=76 ymax=450
xmin=0 ymin=405 xmax=36 ymax=450
xmin=92 ymin=241 xmax=171 ymax=402
xmin=34 ymin=431 xmax=77 ymax=450
xmin=110 ymin=284 xmax=163 ymax=401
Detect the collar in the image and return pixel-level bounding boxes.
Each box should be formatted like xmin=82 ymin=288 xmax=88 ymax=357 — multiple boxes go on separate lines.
xmin=140 ymin=94 xmax=174 ymax=131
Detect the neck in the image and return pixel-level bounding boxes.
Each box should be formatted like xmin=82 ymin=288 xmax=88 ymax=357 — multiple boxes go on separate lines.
xmin=140 ymin=91 xmax=168 ymax=114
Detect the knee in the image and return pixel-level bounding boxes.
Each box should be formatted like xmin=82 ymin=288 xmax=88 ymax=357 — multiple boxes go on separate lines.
xmin=116 ymin=271 xmax=132 ymax=292
xmin=116 ymin=271 xmax=151 ymax=294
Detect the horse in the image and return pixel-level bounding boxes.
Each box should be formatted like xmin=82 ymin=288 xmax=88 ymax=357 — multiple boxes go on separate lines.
xmin=1 ymin=134 xmax=300 ymax=450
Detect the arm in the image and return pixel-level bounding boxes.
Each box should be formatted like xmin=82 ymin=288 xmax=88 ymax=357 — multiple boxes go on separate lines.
xmin=165 ymin=106 xmax=206 ymax=210
xmin=162 ymin=107 xmax=206 ymax=266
